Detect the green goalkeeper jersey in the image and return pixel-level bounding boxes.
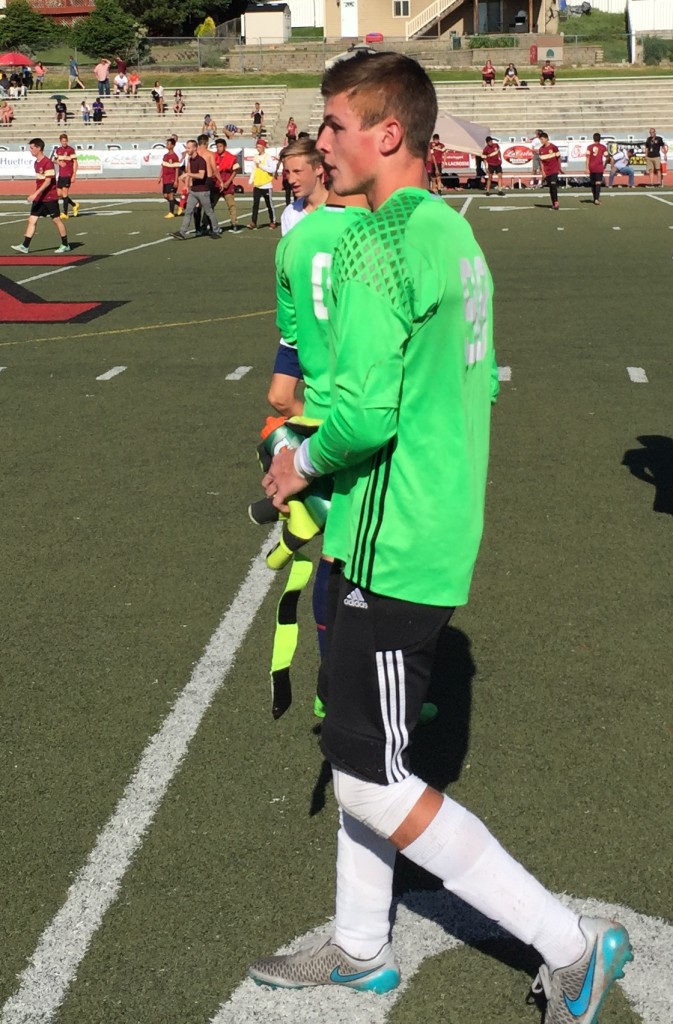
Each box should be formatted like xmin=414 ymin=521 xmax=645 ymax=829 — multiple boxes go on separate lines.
xmin=308 ymin=188 xmax=494 ymax=606
xmin=275 ymin=204 xmax=370 ymax=419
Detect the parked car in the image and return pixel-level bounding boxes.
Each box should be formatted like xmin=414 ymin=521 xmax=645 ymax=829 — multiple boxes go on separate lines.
xmin=325 ymin=43 xmax=378 ymax=69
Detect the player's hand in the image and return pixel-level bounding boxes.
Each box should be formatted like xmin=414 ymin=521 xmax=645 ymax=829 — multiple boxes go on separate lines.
xmin=262 ymin=447 xmax=308 ymax=512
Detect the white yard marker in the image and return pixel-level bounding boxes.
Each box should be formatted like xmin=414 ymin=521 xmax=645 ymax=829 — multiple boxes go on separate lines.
xmin=627 ymin=366 xmax=648 ymax=383
xmin=0 ymin=366 xmax=6 ymax=373
xmin=498 ymin=366 xmax=512 ymax=382
xmin=613 ymin=226 xmax=621 ymax=230
xmin=0 ymin=529 xmax=280 ymax=1024
xmin=480 ymin=205 xmax=534 ymax=212
xmin=225 ymin=366 xmax=253 ymax=381
xmin=96 ymin=366 xmax=127 ymax=381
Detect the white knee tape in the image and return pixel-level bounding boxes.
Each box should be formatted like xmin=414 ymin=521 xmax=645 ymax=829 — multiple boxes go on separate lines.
xmin=333 ymin=770 xmax=427 ymax=839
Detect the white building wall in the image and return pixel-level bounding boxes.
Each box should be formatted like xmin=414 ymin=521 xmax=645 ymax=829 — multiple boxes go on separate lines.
xmin=587 ymin=0 xmax=626 ymax=13
xmin=286 ymin=0 xmax=325 ymax=27
xmin=628 ymin=0 xmax=673 ymax=31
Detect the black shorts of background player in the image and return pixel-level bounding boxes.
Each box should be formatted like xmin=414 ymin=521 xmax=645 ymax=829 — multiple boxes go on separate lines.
xmin=12 ymin=138 xmax=71 ymax=253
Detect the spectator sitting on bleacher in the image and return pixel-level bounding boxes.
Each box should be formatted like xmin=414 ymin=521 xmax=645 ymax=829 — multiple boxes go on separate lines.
xmin=1 ymin=100 xmax=15 ymax=125
xmin=114 ymin=72 xmax=128 ymax=95
xmin=55 ymin=99 xmax=68 ymax=125
xmin=128 ymin=71 xmax=141 ymax=96
xmin=0 ymin=73 xmax=9 ymax=95
xmin=503 ymin=63 xmax=520 ymax=88
xmin=540 ymin=61 xmax=556 ymax=86
xmin=9 ymin=74 xmax=25 ymax=98
xmin=481 ymin=59 xmax=496 ymax=88
xmin=173 ymin=89 xmax=185 ymax=114
xmin=202 ymin=113 xmax=217 ymax=138
xmin=92 ymin=97 xmax=105 ymax=123
xmin=224 ymin=122 xmax=243 ymax=137
xmin=609 ymin=147 xmax=635 ymax=188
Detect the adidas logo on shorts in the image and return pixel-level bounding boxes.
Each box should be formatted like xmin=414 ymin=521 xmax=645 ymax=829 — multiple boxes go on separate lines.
xmin=344 ymin=587 xmax=368 ymax=610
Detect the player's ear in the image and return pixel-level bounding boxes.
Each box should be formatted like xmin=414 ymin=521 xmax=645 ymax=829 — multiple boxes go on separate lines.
xmin=378 ymin=117 xmax=404 ymax=156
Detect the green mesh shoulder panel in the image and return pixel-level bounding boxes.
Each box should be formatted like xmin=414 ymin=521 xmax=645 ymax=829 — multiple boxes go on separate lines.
xmin=331 ymin=190 xmax=427 ymax=323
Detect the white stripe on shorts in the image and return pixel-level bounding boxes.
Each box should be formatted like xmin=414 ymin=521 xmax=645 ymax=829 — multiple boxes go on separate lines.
xmin=376 ymin=650 xmax=409 ymax=783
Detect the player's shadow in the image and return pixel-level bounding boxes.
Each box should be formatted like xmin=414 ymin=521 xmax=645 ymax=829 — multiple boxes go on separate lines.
xmin=394 ymin=889 xmax=543 ymax=991
xmin=622 ymin=434 xmax=673 ymax=515
xmin=308 ymin=626 xmax=475 ymax=825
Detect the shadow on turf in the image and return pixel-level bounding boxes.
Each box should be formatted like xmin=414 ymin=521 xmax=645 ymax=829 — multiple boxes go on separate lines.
xmin=395 ymin=889 xmax=544 ymax=995
xmin=308 ymin=625 xmax=475 ymax=821
xmin=622 ymin=435 xmax=673 ymax=516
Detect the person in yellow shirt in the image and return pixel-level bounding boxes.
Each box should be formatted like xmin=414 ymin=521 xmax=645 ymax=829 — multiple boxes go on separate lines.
xmin=248 ymin=138 xmax=277 ymax=229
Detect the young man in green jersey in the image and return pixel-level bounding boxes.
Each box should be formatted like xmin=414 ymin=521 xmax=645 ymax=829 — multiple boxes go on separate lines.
xmin=269 ymin=172 xmax=369 ymax=667
xmin=250 ymin=53 xmax=632 ymax=1022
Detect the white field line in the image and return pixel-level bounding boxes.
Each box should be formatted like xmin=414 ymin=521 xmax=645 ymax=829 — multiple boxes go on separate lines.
xmin=458 ymin=195 xmax=473 ymax=217
xmin=0 ymin=528 xmax=280 ymax=1024
xmin=0 ymin=201 xmax=138 ymax=234
xmin=627 ymin=366 xmax=648 ymax=383
xmin=0 ymin=366 xmax=6 ymax=373
xmin=211 ymin=892 xmax=673 ymax=1024
xmin=225 ymin=365 xmax=253 ymax=381
xmin=498 ymin=366 xmax=512 ymax=382
xmin=646 ymin=192 xmax=673 ymax=207
xmin=17 ymin=266 xmax=76 ymax=285
xmin=12 ymin=204 xmax=254 ymax=283
xmin=96 ymin=365 xmax=127 ymax=381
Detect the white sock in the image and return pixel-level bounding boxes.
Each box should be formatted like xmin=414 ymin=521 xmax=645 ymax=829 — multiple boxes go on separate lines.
xmin=402 ymin=796 xmax=585 ymax=971
xmin=334 ymin=810 xmax=396 ymax=960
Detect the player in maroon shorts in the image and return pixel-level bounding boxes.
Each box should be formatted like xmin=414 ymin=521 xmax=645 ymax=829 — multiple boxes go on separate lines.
xmin=11 ymin=137 xmax=71 ymax=254
xmin=53 ymin=133 xmax=79 ymax=219
xmin=159 ymin=136 xmax=181 ymax=218
xmin=585 ymin=132 xmax=608 ymax=205
xmin=538 ymin=131 xmax=562 ymax=210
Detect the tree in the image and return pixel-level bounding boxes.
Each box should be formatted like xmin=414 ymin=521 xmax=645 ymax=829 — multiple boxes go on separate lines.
xmin=73 ymin=0 xmax=139 ymax=58
xmin=195 ymin=16 xmax=216 ymax=37
xmin=117 ymin=0 xmax=231 ymax=37
xmin=0 ymin=0 xmax=56 ymax=50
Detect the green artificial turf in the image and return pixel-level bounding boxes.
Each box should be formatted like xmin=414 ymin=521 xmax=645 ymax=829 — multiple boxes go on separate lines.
xmin=0 ymin=191 xmax=670 ymax=1023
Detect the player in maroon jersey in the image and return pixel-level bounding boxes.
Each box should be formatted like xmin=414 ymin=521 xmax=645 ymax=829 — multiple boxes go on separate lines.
xmin=53 ymin=132 xmax=80 ymax=219
xmin=482 ymin=136 xmax=505 ymax=195
xmin=426 ymin=133 xmax=446 ymax=194
xmin=158 ymin=136 xmax=181 ymax=218
xmin=11 ymin=138 xmax=71 ymax=254
xmin=538 ymin=131 xmax=562 ymax=210
xmin=585 ymin=132 xmax=609 ymax=205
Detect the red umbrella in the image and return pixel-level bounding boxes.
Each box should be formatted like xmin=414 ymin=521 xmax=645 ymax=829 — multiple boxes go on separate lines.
xmin=0 ymin=52 xmax=33 ymax=66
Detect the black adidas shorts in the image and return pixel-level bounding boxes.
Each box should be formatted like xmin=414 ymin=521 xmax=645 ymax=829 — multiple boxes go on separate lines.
xmin=318 ymin=563 xmax=453 ymax=785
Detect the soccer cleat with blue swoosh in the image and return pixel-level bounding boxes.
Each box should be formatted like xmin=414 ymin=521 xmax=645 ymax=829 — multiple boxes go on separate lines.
xmin=530 ymin=916 xmax=633 ymax=1023
xmin=248 ymin=933 xmax=400 ymax=993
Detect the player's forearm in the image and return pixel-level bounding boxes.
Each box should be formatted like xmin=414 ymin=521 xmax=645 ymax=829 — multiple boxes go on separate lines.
xmin=308 ymin=401 xmax=398 ymax=475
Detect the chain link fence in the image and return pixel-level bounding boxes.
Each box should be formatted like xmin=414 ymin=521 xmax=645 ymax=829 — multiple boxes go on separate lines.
xmin=81 ymin=30 xmax=673 ymax=74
